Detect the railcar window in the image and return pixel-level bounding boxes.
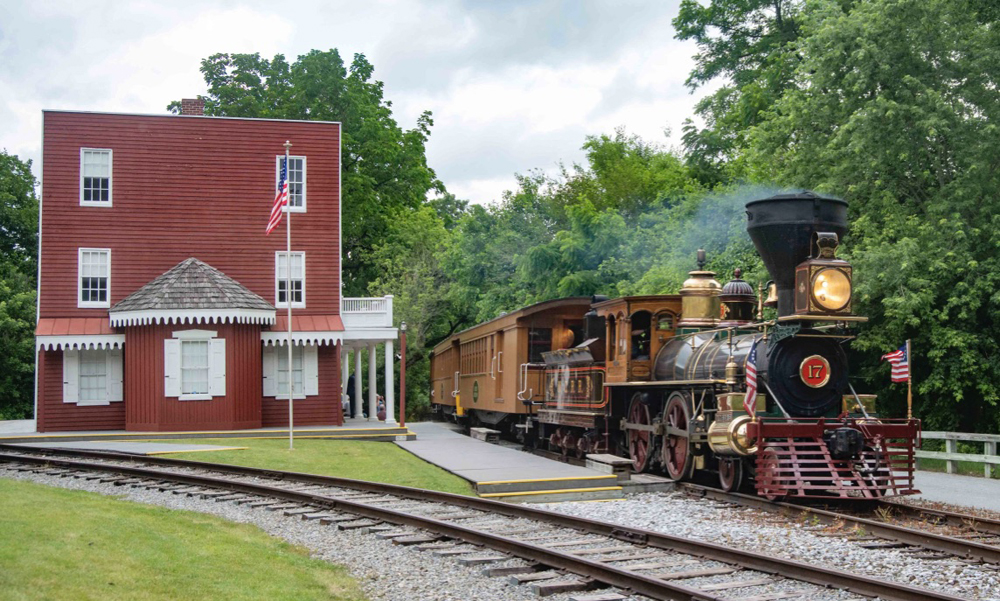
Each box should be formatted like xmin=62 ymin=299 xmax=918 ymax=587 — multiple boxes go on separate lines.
xmin=528 ymin=328 xmax=552 ymax=363
xmin=631 ymin=311 xmax=652 ymax=360
xmin=657 ymin=313 xmax=675 ymax=331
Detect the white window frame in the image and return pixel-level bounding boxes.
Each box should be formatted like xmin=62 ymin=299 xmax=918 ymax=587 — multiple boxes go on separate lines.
xmin=275 ymin=155 xmax=306 ymax=212
xmin=78 ymin=248 xmax=111 ymax=309
xmin=165 ymin=330 xmax=226 ymax=401
xmin=275 ymin=251 xmax=306 ymax=309
xmin=62 ymin=348 xmax=123 ymax=406
xmin=80 ymin=148 xmax=113 ymax=206
xmin=262 ymin=344 xmax=319 ymax=400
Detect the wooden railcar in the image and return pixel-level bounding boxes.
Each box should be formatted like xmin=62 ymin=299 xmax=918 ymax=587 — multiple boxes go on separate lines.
xmin=429 ymin=298 xmax=592 ymax=435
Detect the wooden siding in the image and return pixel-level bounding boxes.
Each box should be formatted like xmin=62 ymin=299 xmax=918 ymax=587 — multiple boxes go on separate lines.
xmin=124 ymin=323 xmax=262 ymax=431
xmin=37 ymin=350 xmax=126 ymax=432
xmin=39 ymin=111 xmax=341 ymax=320
xmin=262 ymin=344 xmax=342 ymax=427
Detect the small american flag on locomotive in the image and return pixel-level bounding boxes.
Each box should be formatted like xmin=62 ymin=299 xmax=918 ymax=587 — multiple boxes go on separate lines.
xmin=744 ymin=340 xmax=758 ymax=417
xmin=266 ymin=157 xmax=289 ymax=235
xmin=881 ymin=344 xmax=909 ymax=382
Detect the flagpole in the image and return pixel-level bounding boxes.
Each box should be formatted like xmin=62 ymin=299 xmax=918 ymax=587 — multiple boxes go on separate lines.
xmin=906 ymin=338 xmax=912 ymax=420
xmin=284 ymin=141 xmax=294 ymax=450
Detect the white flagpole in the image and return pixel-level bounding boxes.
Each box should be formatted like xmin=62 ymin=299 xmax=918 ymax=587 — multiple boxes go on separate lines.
xmin=906 ymin=338 xmax=912 ymax=420
xmin=284 ymin=141 xmax=294 ymax=450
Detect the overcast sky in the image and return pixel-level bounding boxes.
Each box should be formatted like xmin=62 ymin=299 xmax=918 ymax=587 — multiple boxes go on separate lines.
xmin=0 ymin=0 xmax=709 ymax=205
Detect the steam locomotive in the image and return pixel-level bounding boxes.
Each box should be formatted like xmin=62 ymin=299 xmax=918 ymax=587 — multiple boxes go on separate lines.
xmin=430 ymin=191 xmax=920 ymax=499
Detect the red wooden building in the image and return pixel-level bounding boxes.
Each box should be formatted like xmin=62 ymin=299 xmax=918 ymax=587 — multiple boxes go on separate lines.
xmin=34 ymin=103 xmax=347 ymax=432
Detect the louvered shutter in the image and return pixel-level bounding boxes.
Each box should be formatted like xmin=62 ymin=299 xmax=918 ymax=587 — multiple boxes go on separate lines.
xmin=262 ymin=344 xmax=276 ymax=397
xmin=63 ymin=349 xmax=80 ymax=403
xmin=164 ymin=339 xmax=181 ymax=397
xmin=107 ymin=348 xmax=123 ymax=402
xmin=209 ymin=339 xmax=226 ymax=397
xmin=304 ymin=345 xmax=319 ymax=396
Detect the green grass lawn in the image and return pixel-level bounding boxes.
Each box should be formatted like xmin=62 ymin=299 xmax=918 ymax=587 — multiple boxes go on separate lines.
xmin=918 ymin=458 xmax=997 ymax=479
xmin=0 ymin=478 xmax=367 ymax=601
xmin=153 ymin=438 xmax=474 ymax=496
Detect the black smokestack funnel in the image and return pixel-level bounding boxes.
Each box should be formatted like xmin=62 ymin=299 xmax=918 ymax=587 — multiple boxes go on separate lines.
xmin=745 ymin=190 xmax=848 ymax=316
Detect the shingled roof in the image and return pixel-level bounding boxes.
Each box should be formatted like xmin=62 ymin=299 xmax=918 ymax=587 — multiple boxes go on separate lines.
xmin=111 ymin=258 xmax=274 ymax=314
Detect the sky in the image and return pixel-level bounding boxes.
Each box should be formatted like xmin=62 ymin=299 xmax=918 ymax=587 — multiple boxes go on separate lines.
xmin=0 ymin=0 xmax=710 ymax=205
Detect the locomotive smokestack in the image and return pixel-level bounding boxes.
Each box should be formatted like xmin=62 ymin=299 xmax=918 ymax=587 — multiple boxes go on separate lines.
xmin=745 ymin=191 xmax=848 ymax=317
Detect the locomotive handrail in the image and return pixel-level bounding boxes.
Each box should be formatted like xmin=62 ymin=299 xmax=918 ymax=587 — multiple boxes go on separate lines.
xmin=451 ymin=371 xmax=459 ymax=398
xmin=490 ymin=355 xmax=496 ymax=380
xmin=516 ymin=362 xmax=531 ymax=401
xmin=497 ymin=352 xmax=502 ymax=372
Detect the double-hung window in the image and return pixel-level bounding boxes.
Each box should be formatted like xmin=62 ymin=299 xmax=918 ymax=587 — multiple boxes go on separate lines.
xmin=276 ymin=251 xmax=305 ymax=308
xmin=80 ymin=148 xmax=112 ymax=205
xmin=79 ymin=248 xmax=111 ymax=308
xmin=276 ymin=155 xmax=306 ymax=211
xmin=164 ymin=331 xmax=226 ymax=401
xmin=262 ymin=344 xmax=319 ymax=399
xmin=62 ymin=348 xmax=123 ymax=406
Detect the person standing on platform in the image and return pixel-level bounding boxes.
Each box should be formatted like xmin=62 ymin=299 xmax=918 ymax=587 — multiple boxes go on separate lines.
xmin=346 ymin=373 xmax=356 ymax=418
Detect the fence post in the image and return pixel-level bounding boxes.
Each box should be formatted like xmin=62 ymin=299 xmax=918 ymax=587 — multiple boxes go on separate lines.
xmin=945 ymin=438 xmax=957 ymax=474
xmin=987 ymin=441 xmax=996 ymax=479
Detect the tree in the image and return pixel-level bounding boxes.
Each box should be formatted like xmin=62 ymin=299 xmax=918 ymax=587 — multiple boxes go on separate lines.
xmin=673 ymin=0 xmax=806 ymax=184
xmin=745 ymin=0 xmax=1000 ymax=430
xmin=172 ymin=50 xmax=442 ymax=294
xmin=0 ymin=151 xmax=38 ymax=419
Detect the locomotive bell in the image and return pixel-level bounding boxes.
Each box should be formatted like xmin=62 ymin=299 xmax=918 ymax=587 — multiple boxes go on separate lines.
xmin=720 ymin=269 xmax=756 ymax=327
xmin=678 ymin=249 xmax=721 ymax=328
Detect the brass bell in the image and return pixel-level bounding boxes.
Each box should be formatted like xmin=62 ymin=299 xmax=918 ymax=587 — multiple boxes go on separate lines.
xmin=763 ymin=282 xmax=778 ymax=307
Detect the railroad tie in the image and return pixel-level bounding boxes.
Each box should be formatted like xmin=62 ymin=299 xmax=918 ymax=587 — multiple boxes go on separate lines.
xmin=283 ymin=507 xmax=319 ymax=517
xmin=374 ymin=530 xmax=415 ymax=540
xmin=394 ymin=534 xmax=441 ymax=545
xmin=457 ymin=554 xmax=508 ymax=566
xmin=698 ymin=577 xmax=776 ymax=591
xmin=337 ymin=520 xmax=379 ymax=531
xmin=319 ymin=514 xmax=360 ymax=525
xmin=732 ymin=592 xmax=807 ymax=601
xmin=301 ymin=513 xmax=338 ymax=521
xmin=509 ymin=571 xmax=561 ymax=585
xmin=482 ymin=564 xmax=543 ymax=578
xmin=650 ymin=566 xmax=737 ymax=580
xmin=531 ymin=578 xmax=597 ymax=597
xmin=568 ymin=593 xmax=627 ymax=601
xmin=433 ymin=547 xmax=481 ymax=557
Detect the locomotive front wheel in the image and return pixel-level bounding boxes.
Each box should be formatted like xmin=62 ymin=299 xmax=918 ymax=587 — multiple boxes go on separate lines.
xmin=718 ymin=458 xmax=743 ymax=493
xmin=662 ymin=393 xmax=692 ymax=481
xmin=757 ymin=445 xmax=788 ymax=501
xmin=627 ymin=394 xmax=654 ymax=472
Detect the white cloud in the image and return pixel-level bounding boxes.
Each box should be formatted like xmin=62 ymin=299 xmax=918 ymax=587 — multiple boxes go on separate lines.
xmin=0 ymin=0 xmax=713 ymax=205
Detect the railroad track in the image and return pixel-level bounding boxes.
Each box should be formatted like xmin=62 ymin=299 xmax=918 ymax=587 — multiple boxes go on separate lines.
xmin=0 ymin=445 xmax=971 ymax=601
xmin=680 ymin=482 xmax=1000 ymax=567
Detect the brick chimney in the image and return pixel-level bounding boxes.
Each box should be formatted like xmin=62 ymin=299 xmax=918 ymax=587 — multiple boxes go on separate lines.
xmin=180 ymin=98 xmax=205 ymax=116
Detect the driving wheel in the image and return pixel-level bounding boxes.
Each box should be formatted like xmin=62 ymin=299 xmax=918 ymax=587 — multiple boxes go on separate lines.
xmin=627 ymin=394 xmax=654 ymax=472
xmin=662 ymin=393 xmax=692 ymax=481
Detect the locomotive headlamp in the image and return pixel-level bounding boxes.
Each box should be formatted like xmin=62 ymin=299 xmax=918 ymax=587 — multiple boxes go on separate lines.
xmin=812 ymin=268 xmax=851 ymax=311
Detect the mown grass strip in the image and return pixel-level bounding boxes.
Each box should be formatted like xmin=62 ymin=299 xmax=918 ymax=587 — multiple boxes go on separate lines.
xmin=0 ymin=478 xmax=367 ymax=601
xmin=154 ymin=438 xmax=474 ymax=496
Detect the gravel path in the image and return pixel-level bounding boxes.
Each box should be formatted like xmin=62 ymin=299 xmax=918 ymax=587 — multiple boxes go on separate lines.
xmin=540 ymin=493 xmax=1000 ymax=600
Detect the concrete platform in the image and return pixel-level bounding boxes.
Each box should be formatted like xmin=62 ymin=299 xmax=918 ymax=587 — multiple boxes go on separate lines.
xmin=0 ymin=419 xmax=413 ymax=444
xmin=397 ymin=422 xmax=623 ymax=502
xmin=8 ymin=441 xmax=247 ymax=455
xmin=913 ymin=470 xmax=1000 ymax=513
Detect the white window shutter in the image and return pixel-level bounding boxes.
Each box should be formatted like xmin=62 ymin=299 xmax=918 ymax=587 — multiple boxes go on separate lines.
xmin=262 ymin=344 xmax=276 ymax=397
xmin=107 ymin=348 xmax=123 ymax=402
xmin=63 ymin=349 xmax=80 ymax=403
xmin=164 ymin=339 xmax=181 ymax=397
xmin=209 ymin=338 xmax=226 ymax=397
xmin=304 ymin=345 xmax=319 ymax=396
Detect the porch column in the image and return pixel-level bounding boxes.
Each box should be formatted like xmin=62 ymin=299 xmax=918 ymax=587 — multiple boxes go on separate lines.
xmin=354 ymin=346 xmax=363 ymax=419
xmin=384 ymin=339 xmax=396 ymax=425
xmin=368 ymin=343 xmax=377 ymax=420
xmin=341 ymin=346 xmax=350 ymax=415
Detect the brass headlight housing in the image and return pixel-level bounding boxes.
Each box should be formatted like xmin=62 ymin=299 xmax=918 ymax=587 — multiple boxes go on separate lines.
xmin=812 ymin=267 xmax=851 ymax=311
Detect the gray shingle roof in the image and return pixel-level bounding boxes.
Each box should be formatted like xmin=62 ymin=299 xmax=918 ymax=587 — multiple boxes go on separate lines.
xmin=111 ymin=258 xmax=274 ymax=313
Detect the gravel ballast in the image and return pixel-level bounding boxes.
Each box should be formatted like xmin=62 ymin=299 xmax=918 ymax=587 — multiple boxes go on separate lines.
xmin=5 ymin=465 xmax=994 ymax=600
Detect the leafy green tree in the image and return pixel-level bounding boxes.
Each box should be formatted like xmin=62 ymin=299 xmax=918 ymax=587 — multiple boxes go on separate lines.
xmin=172 ymin=50 xmax=442 ymax=294
xmin=0 ymin=151 xmax=38 ymax=419
xmin=746 ymin=0 xmax=1000 ymax=429
xmin=673 ymin=0 xmax=805 ymax=184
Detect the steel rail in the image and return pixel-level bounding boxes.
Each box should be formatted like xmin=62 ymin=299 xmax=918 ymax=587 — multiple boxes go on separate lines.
xmin=877 ymin=499 xmax=1000 ymax=537
xmin=0 ymin=445 xmax=970 ymax=601
xmin=680 ymin=483 xmax=1000 ymax=564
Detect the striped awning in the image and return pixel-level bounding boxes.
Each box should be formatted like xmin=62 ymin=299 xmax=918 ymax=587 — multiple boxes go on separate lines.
xmin=36 ymin=318 xmax=124 ymax=351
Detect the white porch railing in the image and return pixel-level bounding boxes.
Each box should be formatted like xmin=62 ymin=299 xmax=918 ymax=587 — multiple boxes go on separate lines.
xmin=342 ymin=295 xmax=393 ymax=329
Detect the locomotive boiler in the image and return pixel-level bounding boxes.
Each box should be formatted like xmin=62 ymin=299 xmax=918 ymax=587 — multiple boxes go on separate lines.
xmin=430 ymin=191 xmax=921 ymax=500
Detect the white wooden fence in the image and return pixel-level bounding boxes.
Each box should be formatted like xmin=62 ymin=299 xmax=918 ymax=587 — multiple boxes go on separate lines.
xmin=916 ymin=431 xmax=1000 ymax=477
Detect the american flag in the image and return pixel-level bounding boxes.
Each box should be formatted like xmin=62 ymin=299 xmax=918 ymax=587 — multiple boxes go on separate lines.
xmin=882 ymin=344 xmax=909 ymax=383
xmin=266 ymin=157 xmax=289 ymax=235
xmin=743 ymin=340 xmax=758 ymax=417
